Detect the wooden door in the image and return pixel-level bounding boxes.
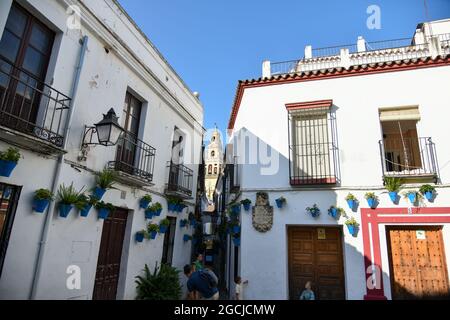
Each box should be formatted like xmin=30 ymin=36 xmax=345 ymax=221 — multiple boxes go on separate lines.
xmin=93 ymin=208 xmax=128 ymax=300
xmin=288 ymin=227 xmax=345 ymax=300
xmin=387 ymin=226 xmax=450 ymax=300
xmin=161 ymin=217 xmax=177 ymax=265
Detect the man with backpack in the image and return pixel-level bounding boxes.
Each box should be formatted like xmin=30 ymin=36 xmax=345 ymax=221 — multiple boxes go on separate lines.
xmin=183 ymin=263 xmax=219 ymax=300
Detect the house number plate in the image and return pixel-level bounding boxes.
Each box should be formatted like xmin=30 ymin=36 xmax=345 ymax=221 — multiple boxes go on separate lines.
xmin=416 ymin=230 xmax=426 ymax=240
xmin=318 ymin=228 xmax=326 ymax=240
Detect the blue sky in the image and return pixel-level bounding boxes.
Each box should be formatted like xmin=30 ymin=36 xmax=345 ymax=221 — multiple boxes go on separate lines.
xmin=118 ymin=0 xmax=450 ymax=133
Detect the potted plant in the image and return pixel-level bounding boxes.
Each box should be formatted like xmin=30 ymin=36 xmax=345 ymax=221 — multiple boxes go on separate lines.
xmin=364 ymin=192 xmax=378 ymax=209
xmin=95 ymin=201 xmax=115 ymax=220
xmin=306 ymin=204 xmax=321 ymax=218
xmin=183 ymin=234 xmax=192 ymax=242
xmin=93 ymin=169 xmax=116 ymax=200
xmin=179 ymin=219 xmax=188 ymax=228
xmin=241 ymin=199 xmax=252 ymax=211
xmin=345 ymin=217 xmax=359 ymax=236
xmin=384 ymin=177 xmax=402 ymax=203
xmin=167 ymin=196 xmax=181 ymax=212
xmin=159 ymin=218 xmax=170 ymax=233
xmin=188 ymin=212 xmax=196 ymax=227
xmin=345 ymin=193 xmax=357 ymax=210
xmin=230 ymin=202 xmax=241 ymax=215
xmin=151 ymin=202 xmax=163 ymax=216
xmin=57 ymin=183 xmax=84 ymax=218
xmin=140 ymin=194 xmax=152 ymax=209
xmin=33 ymin=188 xmax=54 ymax=213
xmin=275 ymin=196 xmax=286 ymax=209
xmin=420 ymin=184 xmax=436 ymax=202
xmin=0 ymin=147 xmax=21 ymax=177
xmin=76 ymin=194 xmax=99 ymax=217
xmin=328 ymin=206 xmax=345 ymax=219
xmin=231 ymin=223 xmax=241 ymax=234
xmin=147 ymin=223 xmax=159 ymax=239
xmin=135 ymin=230 xmax=147 ymax=243
xmin=144 ymin=207 xmax=154 ymax=220
xmin=403 ymin=190 xmax=422 ymax=205
xmin=233 ymin=234 xmax=241 ymax=247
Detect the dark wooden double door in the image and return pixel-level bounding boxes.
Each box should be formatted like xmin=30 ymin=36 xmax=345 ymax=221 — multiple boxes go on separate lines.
xmin=387 ymin=226 xmax=450 ymax=300
xmin=93 ymin=208 xmax=128 ymax=300
xmin=288 ymin=226 xmax=345 ymax=300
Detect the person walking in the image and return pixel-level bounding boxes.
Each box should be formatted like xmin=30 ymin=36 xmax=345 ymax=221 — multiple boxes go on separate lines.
xmin=193 ymin=253 xmax=204 ymax=271
xmin=299 ymin=281 xmax=315 ymax=300
xmin=234 ymin=276 xmax=248 ymax=300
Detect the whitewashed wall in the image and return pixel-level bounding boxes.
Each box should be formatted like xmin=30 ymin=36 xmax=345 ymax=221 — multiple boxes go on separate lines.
xmin=0 ymin=0 xmax=203 ymax=299
xmin=231 ymin=64 xmax=450 ymax=299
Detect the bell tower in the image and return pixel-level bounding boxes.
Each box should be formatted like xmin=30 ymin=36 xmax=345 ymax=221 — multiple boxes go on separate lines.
xmin=204 ymin=128 xmax=223 ymax=201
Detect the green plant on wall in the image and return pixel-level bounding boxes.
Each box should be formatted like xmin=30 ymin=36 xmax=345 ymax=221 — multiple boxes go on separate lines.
xmin=95 ymin=168 xmax=117 ymax=189
xmin=384 ymin=177 xmax=403 ymax=192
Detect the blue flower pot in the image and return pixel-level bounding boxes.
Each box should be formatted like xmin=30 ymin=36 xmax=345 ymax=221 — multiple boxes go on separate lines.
xmin=243 ymin=203 xmax=251 ymax=211
xmin=275 ymin=199 xmax=284 ymax=209
xmin=389 ymin=192 xmax=398 ymax=203
xmin=180 ymin=220 xmax=187 ymax=228
xmin=310 ymin=210 xmax=320 ymax=218
xmin=425 ymin=191 xmax=433 ymax=201
xmin=233 ymin=225 xmax=241 ymax=234
xmin=98 ymin=208 xmax=110 ymax=220
xmin=347 ymin=199 xmax=355 ymax=210
xmin=168 ymin=203 xmax=177 ymax=212
xmin=59 ymin=204 xmax=73 ymax=218
xmin=329 ymin=207 xmax=338 ymax=218
xmin=154 ymin=208 xmax=162 ymax=217
xmin=407 ymin=193 xmax=417 ymax=204
xmin=139 ymin=199 xmax=151 ymax=209
xmin=149 ymin=231 xmax=157 ymax=239
xmin=80 ymin=204 xmax=92 ymax=217
xmin=159 ymin=225 xmax=168 ymax=233
xmin=347 ymin=225 xmax=358 ymax=236
xmin=135 ymin=232 xmax=145 ymax=243
xmin=0 ymin=160 xmax=17 ymax=177
xmin=93 ymin=187 xmax=106 ymax=200
xmin=145 ymin=210 xmax=154 ymax=219
xmin=183 ymin=234 xmax=191 ymax=242
xmin=231 ymin=205 xmax=241 ymax=215
xmin=33 ymin=199 xmax=50 ymax=213
xmin=367 ymin=198 xmax=376 ymax=209
xmin=233 ymin=238 xmax=241 ymax=247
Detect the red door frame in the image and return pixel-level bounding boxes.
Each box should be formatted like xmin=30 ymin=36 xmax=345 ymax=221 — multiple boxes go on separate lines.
xmin=361 ymin=207 xmax=450 ymax=300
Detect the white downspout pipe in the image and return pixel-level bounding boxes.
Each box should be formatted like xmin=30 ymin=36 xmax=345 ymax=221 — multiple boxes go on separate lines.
xmin=30 ymin=36 xmax=89 ymax=299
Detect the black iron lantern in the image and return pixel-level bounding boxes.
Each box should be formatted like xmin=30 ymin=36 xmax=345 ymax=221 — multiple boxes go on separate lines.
xmin=94 ymin=108 xmax=124 ymax=146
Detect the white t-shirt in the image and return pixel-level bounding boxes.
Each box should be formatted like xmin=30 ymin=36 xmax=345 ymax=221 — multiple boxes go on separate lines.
xmin=235 ymin=283 xmax=243 ymax=300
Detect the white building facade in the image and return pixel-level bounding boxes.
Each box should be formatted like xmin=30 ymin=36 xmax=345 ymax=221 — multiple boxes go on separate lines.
xmin=0 ymin=0 xmax=203 ymax=299
xmin=226 ymin=20 xmax=450 ymax=300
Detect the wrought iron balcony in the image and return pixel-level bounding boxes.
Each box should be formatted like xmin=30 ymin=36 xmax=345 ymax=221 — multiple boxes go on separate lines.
xmin=0 ymin=56 xmax=71 ymax=150
xmin=166 ymin=162 xmax=193 ymax=198
xmin=379 ymin=137 xmax=439 ymax=181
xmin=108 ymin=132 xmax=156 ymax=185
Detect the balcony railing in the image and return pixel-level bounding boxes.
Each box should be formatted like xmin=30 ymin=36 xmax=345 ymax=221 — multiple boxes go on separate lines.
xmin=166 ymin=162 xmax=193 ymax=197
xmin=0 ymin=56 xmax=71 ymax=148
xmin=108 ymin=132 xmax=156 ymax=183
xmin=379 ymin=137 xmax=438 ymax=180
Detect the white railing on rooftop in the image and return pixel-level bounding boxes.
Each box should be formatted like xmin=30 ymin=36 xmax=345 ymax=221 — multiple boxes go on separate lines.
xmin=266 ymin=33 xmax=450 ymax=78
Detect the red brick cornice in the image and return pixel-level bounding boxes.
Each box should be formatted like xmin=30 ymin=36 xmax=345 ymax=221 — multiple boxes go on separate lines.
xmin=228 ymin=54 xmax=450 ymax=129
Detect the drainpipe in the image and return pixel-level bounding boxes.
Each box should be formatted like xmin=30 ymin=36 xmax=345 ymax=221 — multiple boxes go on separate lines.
xmin=30 ymin=36 xmax=89 ymax=299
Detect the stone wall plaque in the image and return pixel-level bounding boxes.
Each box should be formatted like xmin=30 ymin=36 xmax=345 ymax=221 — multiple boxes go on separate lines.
xmin=252 ymin=192 xmax=273 ymax=233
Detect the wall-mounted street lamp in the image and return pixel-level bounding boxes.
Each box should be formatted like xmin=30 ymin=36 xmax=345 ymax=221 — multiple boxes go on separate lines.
xmin=78 ymin=108 xmax=125 ymax=161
